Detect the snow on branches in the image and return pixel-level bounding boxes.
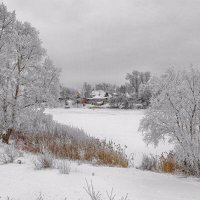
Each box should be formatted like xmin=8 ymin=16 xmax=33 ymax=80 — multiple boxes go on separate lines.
xmin=140 ymin=68 xmax=200 ymax=175
xmin=0 ymin=3 xmax=60 ymax=143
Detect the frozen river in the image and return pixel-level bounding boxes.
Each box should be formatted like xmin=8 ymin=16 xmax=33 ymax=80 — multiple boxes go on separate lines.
xmin=46 ymin=108 xmax=172 ymax=161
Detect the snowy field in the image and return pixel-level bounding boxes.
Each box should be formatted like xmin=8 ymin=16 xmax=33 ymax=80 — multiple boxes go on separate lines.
xmin=0 ymin=108 xmax=200 ymax=200
xmin=46 ymin=108 xmax=172 ymax=164
xmin=0 ymin=153 xmax=200 ymax=200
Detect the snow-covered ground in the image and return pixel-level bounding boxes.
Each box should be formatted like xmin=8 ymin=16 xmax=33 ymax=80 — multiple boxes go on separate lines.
xmin=46 ymin=108 xmax=172 ymax=164
xmin=0 ymin=108 xmax=200 ymax=200
xmin=0 ymin=156 xmax=200 ymax=200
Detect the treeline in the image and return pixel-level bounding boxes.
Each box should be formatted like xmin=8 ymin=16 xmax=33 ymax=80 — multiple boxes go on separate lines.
xmin=60 ymin=70 xmax=152 ymax=109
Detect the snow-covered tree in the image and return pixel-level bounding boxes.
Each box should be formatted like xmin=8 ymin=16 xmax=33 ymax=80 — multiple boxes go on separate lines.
xmin=126 ymin=70 xmax=150 ymax=98
xmin=139 ymin=68 xmax=200 ymax=175
xmin=60 ymin=86 xmax=78 ymax=101
xmin=82 ymin=82 xmax=92 ymax=98
xmin=0 ymin=4 xmax=60 ymax=143
xmin=138 ymin=83 xmax=152 ymax=107
xmin=95 ymin=82 xmax=116 ymax=94
xmin=116 ymin=85 xmax=127 ymax=95
xmin=0 ymin=3 xmax=16 ymax=143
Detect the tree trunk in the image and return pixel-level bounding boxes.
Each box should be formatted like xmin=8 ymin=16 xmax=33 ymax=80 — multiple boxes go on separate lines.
xmin=2 ymin=128 xmax=13 ymax=144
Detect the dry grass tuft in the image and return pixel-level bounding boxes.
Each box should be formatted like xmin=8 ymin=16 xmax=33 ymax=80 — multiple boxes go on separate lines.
xmin=139 ymin=152 xmax=176 ymax=173
xmin=12 ymin=128 xmax=128 ymax=168
xmin=160 ymin=152 xmax=175 ymax=173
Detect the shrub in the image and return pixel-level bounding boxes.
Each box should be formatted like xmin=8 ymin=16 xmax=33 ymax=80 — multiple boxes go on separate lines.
xmin=57 ymin=160 xmax=71 ymax=174
xmin=139 ymin=152 xmax=177 ymax=173
xmin=139 ymin=154 xmax=158 ymax=171
xmin=173 ymin=148 xmax=198 ymax=176
xmin=159 ymin=152 xmax=175 ymax=173
xmin=0 ymin=144 xmax=22 ymax=164
xmin=128 ymin=153 xmax=134 ymax=168
xmin=33 ymin=151 xmax=54 ymax=170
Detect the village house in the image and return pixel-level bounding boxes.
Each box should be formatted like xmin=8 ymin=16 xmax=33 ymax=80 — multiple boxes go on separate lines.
xmin=87 ymin=90 xmax=112 ymax=105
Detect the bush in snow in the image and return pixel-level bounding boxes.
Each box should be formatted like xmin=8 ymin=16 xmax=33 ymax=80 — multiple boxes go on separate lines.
xmin=33 ymin=151 xmax=54 ymax=170
xmin=0 ymin=144 xmax=22 ymax=164
xmin=57 ymin=160 xmax=71 ymax=174
xmin=127 ymin=153 xmax=134 ymax=168
xmin=159 ymin=152 xmax=175 ymax=173
xmin=139 ymin=152 xmax=176 ymax=173
xmin=139 ymin=154 xmax=159 ymax=171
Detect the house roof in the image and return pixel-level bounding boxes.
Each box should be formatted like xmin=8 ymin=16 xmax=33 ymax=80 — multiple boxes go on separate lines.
xmin=88 ymin=90 xmax=111 ymax=100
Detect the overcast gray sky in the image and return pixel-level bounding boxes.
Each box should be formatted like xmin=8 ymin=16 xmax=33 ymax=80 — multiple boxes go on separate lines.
xmin=4 ymin=0 xmax=200 ymax=88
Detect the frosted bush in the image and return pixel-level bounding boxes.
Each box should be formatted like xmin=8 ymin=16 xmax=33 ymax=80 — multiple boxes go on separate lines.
xmin=0 ymin=144 xmax=22 ymax=164
xmin=57 ymin=160 xmax=71 ymax=174
xmin=33 ymin=151 xmax=54 ymax=170
xmin=139 ymin=154 xmax=158 ymax=171
xmin=128 ymin=153 xmax=134 ymax=168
